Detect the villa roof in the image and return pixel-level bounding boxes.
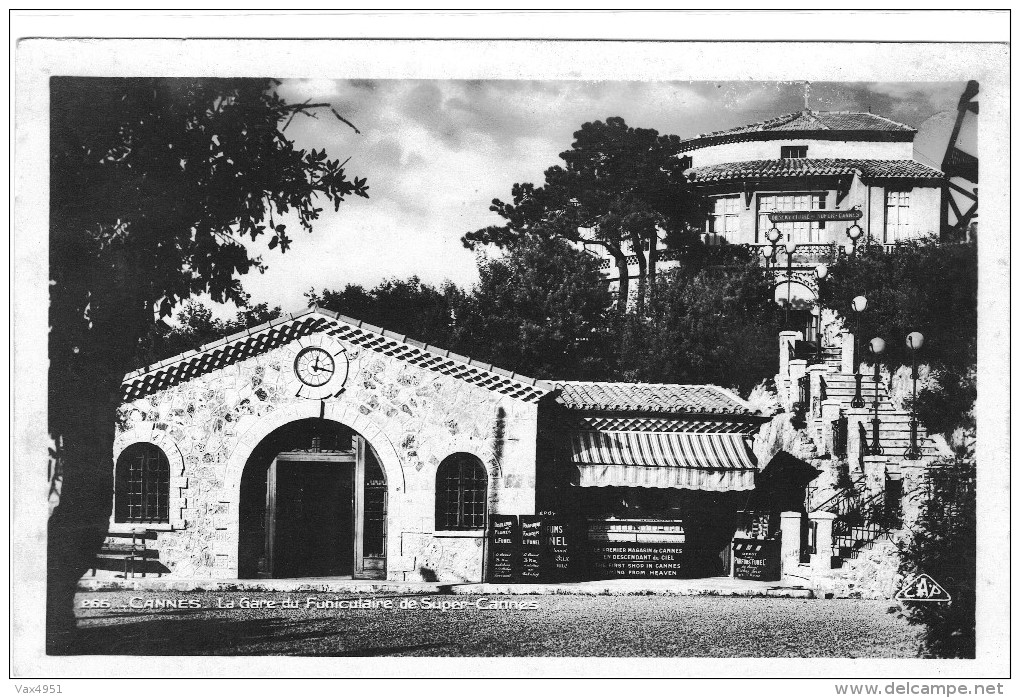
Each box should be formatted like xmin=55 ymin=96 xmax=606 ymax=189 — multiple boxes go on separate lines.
xmin=685 ymin=158 xmax=944 ymax=183
xmin=676 ymin=111 xmax=916 ymax=152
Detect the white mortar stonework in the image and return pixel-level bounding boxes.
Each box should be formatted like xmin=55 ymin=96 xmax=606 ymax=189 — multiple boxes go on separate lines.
xmin=113 ymin=330 xmax=540 ymax=583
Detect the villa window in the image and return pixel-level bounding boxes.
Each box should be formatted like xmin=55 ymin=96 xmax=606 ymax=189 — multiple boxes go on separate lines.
xmin=781 ymin=145 xmax=808 ymax=159
xmin=757 ymin=192 xmax=826 ymax=244
xmin=706 ymin=195 xmax=740 ymax=245
xmin=885 ymin=189 xmax=912 ymax=242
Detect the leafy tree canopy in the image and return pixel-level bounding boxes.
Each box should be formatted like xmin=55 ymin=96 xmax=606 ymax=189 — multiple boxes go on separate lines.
xmin=817 ymin=238 xmax=977 ymax=372
xmin=817 ymin=238 xmax=977 ymax=435
xmin=135 ymin=296 xmax=283 ymax=366
xmin=620 ymin=255 xmax=784 ymax=393
xmin=462 ymin=117 xmax=706 ymax=311
xmin=47 ymin=77 xmax=367 ymax=648
xmin=455 ymin=237 xmax=614 ymax=380
xmin=307 ymin=276 xmax=466 ymax=350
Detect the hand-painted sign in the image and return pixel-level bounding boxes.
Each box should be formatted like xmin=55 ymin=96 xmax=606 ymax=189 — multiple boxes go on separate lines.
xmin=488 ymin=515 xmax=518 ymax=583
xmin=732 ymin=538 xmax=781 ymax=581
xmin=768 ymin=209 xmax=863 ymax=223
xmin=518 ymin=515 xmax=544 ymax=583
xmin=588 ymin=542 xmax=685 ymax=578
xmin=586 ymin=519 xmax=687 ymax=578
xmin=542 ymin=517 xmax=574 ymax=582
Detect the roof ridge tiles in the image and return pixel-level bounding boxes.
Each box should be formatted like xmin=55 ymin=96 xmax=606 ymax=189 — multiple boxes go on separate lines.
xmin=121 ymin=307 xmax=551 ymax=399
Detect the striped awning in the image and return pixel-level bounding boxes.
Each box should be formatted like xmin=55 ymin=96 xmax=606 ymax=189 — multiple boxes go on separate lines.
xmin=568 ymin=431 xmax=758 ymax=491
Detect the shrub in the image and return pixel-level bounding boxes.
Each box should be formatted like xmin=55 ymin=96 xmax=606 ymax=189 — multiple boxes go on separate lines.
xmin=896 ymin=458 xmax=976 ymax=658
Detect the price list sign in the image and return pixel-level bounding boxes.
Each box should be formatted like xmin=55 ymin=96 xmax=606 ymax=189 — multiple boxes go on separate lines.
xmin=488 ymin=515 xmax=519 ymax=583
xmin=518 ymin=515 xmax=543 ymax=582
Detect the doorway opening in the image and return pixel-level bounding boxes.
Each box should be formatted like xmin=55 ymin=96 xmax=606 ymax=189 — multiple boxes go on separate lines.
xmin=238 ymin=418 xmax=387 ymax=579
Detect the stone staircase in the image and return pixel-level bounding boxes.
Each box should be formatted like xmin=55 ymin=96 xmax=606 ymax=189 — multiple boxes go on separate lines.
xmin=780 ymin=329 xmax=953 ymax=567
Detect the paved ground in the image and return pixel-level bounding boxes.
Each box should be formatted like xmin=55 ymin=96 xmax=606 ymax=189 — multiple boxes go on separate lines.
xmin=69 ymin=590 xmax=920 ymax=657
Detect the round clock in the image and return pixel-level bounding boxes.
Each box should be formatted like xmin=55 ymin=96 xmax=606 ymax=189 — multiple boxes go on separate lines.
xmin=286 ymin=333 xmax=351 ymax=400
xmin=294 ymin=346 xmax=336 ymax=387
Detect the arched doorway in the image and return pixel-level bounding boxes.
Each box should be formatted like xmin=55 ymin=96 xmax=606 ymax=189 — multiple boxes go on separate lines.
xmin=238 ymin=418 xmax=387 ymax=579
xmin=773 ymin=279 xmax=820 ymax=341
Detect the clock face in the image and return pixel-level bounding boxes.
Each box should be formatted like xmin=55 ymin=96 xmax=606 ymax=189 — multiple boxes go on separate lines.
xmin=294 ymin=347 xmax=336 ymax=387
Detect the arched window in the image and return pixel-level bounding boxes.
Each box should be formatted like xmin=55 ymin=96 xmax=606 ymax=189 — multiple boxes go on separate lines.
xmin=115 ymin=443 xmax=171 ymax=523
xmin=435 ymin=453 xmax=488 ymax=531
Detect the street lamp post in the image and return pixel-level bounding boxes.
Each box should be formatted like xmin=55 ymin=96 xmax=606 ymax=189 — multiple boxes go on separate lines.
xmin=850 ymin=295 xmax=867 ymax=407
xmin=868 ymin=337 xmax=885 ymax=456
xmin=845 ymin=221 xmax=863 ymax=291
xmin=765 ymin=227 xmax=782 ymax=289
xmin=904 ymin=332 xmax=925 ymax=460
xmin=814 ymin=263 xmax=828 ymax=364
xmin=846 ymin=223 xmax=864 ymax=250
xmin=760 ymin=243 xmax=776 ymax=277
xmin=784 ymin=240 xmax=798 ymax=330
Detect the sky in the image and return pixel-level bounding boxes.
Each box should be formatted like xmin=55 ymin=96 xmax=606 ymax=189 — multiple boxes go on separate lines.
xmin=223 ymin=79 xmax=969 ymax=315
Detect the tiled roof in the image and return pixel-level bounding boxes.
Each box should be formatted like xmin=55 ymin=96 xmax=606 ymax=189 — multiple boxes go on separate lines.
xmin=677 ymin=111 xmax=915 ymax=151
xmin=552 ymin=381 xmax=757 ymax=416
xmin=686 ymin=158 xmax=944 ymax=183
xmin=121 ymin=307 xmax=553 ymax=403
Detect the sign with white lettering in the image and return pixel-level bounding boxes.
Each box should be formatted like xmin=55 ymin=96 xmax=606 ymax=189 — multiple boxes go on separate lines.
xmin=488 ymin=515 xmax=518 ymax=583
xmin=768 ymin=209 xmax=863 ymax=223
xmin=588 ymin=542 xmax=686 ymax=578
xmin=518 ymin=515 xmax=544 ymax=583
xmin=542 ymin=518 xmax=574 ymax=582
xmin=732 ymin=538 xmax=781 ymax=581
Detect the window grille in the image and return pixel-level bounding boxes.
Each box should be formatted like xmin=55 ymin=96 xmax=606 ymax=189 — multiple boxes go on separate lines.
xmin=435 ymin=453 xmax=488 ymax=530
xmin=781 ymin=145 xmax=808 ymax=159
xmin=115 ymin=443 xmax=170 ymax=523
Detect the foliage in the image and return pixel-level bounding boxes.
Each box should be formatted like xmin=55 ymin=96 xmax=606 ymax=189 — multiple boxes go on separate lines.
xmin=618 ymin=257 xmax=784 ymax=393
xmin=462 ymin=117 xmax=706 ymax=311
xmin=307 ymin=276 xmax=466 ymax=350
xmin=48 ymin=77 xmax=366 ymax=649
xmin=817 ymin=238 xmax=977 ymax=372
xmin=897 ymin=458 xmax=976 ymax=658
xmin=910 ymin=367 xmax=977 ymax=436
xmin=134 ymin=297 xmax=283 ymax=366
xmin=454 ymin=237 xmax=614 ymax=380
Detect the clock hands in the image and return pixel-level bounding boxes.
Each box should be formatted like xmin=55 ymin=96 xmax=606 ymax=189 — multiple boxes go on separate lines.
xmin=295 ymin=347 xmax=338 ymax=388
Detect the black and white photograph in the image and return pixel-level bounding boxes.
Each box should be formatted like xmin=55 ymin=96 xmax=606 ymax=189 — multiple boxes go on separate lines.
xmin=10 ymin=10 xmax=1010 ymax=689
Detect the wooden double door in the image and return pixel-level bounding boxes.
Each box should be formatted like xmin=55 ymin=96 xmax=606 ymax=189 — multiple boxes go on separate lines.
xmin=264 ymin=438 xmax=386 ymax=579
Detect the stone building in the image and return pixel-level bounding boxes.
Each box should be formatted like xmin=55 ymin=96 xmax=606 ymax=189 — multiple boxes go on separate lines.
xmin=108 ymin=306 xmax=771 ymax=583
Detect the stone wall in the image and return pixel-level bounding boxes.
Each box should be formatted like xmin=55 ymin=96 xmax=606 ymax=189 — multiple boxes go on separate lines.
xmin=113 ymin=330 xmax=540 ymax=582
xmin=808 ymin=536 xmax=905 ymax=600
